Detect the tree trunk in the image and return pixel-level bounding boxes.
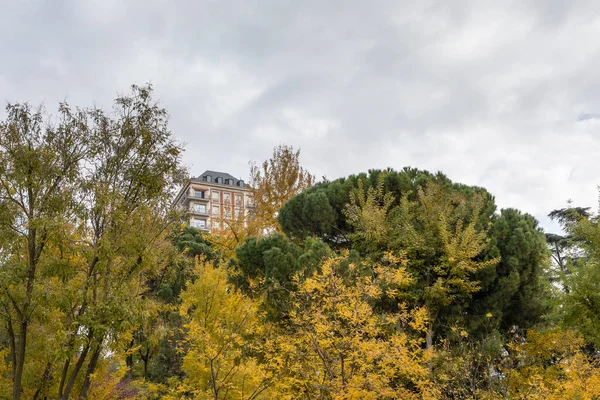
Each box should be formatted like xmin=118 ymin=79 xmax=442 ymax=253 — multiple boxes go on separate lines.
xmin=126 ymin=339 xmax=134 ymax=380
xmin=143 ymin=357 xmax=148 ymax=381
xmin=61 ymin=330 xmax=93 ymax=400
xmin=58 ymin=358 xmax=70 ymax=399
xmin=139 ymin=347 xmax=151 ymax=380
xmin=78 ymin=341 xmax=102 ymax=400
xmin=14 ymin=222 xmax=42 ymax=400
xmin=12 ymin=320 xmax=27 ymax=400
xmin=7 ymin=318 xmax=17 ymax=379
xmin=32 ymin=361 xmax=52 ymax=400
xmin=426 ymin=322 xmax=434 ymax=350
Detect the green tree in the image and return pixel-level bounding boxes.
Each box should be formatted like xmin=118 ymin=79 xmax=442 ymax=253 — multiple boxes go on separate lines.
xmin=279 ymin=168 xmax=496 ymax=248
xmin=58 ymin=84 xmax=185 ymax=400
xmin=470 ymin=209 xmax=551 ymax=334
xmin=282 ymin=169 xmax=551 ymax=340
xmin=391 ymin=183 xmax=499 ymax=348
xmin=142 ymin=226 xmax=218 ymax=383
xmin=230 ymin=233 xmax=332 ymax=321
xmin=0 ymin=101 xmax=90 ymax=400
xmin=339 ymin=176 xmax=498 ymax=345
xmin=343 ymin=176 xmax=395 ymax=256
xmin=546 ymin=206 xmax=591 ymax=292
xmin=0 ymin=84 xmax=186 ymax=399
xmin=557 ymin=207 xmax=600 ymax=347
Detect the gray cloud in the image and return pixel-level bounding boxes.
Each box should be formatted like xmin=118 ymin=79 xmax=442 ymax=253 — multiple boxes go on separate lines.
xmin=1 ymin=0 xmax=599 ymax=232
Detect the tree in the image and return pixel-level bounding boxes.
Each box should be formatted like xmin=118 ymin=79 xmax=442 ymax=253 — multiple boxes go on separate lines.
xmin=343 ymin=176 xmax=395 ymax=255
xmin=0 ymin=84 xmax=186 ymax=399
xmin=279 ymin=168 xmax=496 ymax=248
xmin=57 ymin=84 xmax=185 ymax=400
xmin=341 ymin=178 xmax=498 ymax=347
xmin=470 ymin=209 xmax=551 ymax=334
xmin=173 ymin=260 xmax=272 ymax=399
xmin=204 ymin=213 xmax=256 ymax=260
xmin=203 ymin=145 xmax=314 ymax=259
xmin=273 ymin=252 xmax=437 ymax=399
xmin=546 ymin=205 xmax=591 ymax=292
xmin=283 ymin=169 xmax=551 ymax=339
xmin=495 ymin=329 xmax=600 ymax=399
xmin=174 ymin=226 xmax=218 ymax=262
xmin=249 ymin=145 xmax=314 ymax=235
xmin=230 ymin=234 xmax=331 ymax=321
xmin=391 ymin=183 xmax=499 ymax=348
xmin=141 ymin=226 xmax=218 ymax=384
xmin=543 ymin=202 xmax=600 ymax=347
xmin=558 ymin=208 xmax=600 ymax=347
xmin=0 ymin=101 xmax=90 ymax=399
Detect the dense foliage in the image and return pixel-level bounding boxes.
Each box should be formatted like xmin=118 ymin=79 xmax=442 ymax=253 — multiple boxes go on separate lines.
xmin=0 ymin=89 xmax=598 ymax=399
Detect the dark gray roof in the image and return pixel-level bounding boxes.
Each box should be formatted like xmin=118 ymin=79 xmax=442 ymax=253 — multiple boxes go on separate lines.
xmin=195 ymin=170 xmax=244 ymax=184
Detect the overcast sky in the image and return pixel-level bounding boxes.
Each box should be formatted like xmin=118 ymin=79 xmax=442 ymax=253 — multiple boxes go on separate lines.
xmin=1 ymin=0 xmax=599 ymax=232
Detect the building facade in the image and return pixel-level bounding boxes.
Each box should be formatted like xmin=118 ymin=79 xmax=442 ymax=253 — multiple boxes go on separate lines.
xmin=174 ymin=170 xmax=253 ymax=234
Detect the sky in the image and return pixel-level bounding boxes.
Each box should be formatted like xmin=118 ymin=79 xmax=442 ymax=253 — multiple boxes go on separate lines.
xmin=1 ymin=0 xmax=599 ymax=232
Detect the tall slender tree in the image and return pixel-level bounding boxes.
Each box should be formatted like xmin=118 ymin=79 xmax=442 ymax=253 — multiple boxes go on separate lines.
xmin=248 ymin=145 xmax=314 ymax=235
xmin=0 ymin=102 xmax=90 ymax=400
xmin=0 ymin=84 xmax=186 ymax=399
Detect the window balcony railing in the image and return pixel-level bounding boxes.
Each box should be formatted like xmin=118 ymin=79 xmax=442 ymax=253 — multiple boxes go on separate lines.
xmin=189 ymin=190 xmax=209 ymax=200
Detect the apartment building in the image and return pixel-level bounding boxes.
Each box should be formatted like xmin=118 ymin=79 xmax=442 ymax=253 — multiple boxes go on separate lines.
xmin=174 ymin=170 xmax=253 ymax=234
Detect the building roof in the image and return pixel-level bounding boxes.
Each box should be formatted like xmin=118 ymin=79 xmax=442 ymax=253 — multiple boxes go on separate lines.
xmin=174 ymin=170 xmax=250 ymax=205
xmin=195 ymin=170 xmax=242 ymax=183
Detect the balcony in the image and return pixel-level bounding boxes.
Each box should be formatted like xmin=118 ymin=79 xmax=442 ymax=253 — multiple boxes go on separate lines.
xmin=191 ymin=223 xmax=210 ymax=232
xmin=188 ymin=190 xmax=209 ymax=201
xmin=190 ymin=216 xmax=210 ymax=231
xmin=189 ymin=209 xmax=209 ymax=216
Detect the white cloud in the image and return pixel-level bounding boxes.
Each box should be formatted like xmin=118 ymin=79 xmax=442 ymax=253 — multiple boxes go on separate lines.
xmin=0 ymin=0 xmax=599 ymax=232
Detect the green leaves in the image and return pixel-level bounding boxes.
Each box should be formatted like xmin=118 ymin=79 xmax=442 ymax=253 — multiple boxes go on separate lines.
xmin=344 ymin=175 xmax=395 ymax=253
xmin=0 ymin=84 xmax=187 ymax=399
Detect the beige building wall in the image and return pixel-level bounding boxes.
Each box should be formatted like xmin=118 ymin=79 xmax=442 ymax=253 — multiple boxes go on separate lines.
xmin=174 ymin=172 xmax=253 ymax=235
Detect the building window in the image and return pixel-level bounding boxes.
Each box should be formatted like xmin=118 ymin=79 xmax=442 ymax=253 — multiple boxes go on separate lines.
xmin=234 ymin=207 xmax=242 ymax=219
xmin=212 ymin=190 xmax=220 ymax=201
xmin=235 ymin=194 xmax=242 ymax=207
xmin=194 ymin=190 xmax=205 ymax=198
xmin=192 ymin=218 xmax=207 ymax=229
xmin=223 ymin=192 xmax=231 ymax=204
xmin=224 ymin=208 xmax=232 ymax=219
xmin=212 ymin=220 xmax=221 ymax=230
xmin=194 ymin=203 xmax=206 ymax=214
xmin=212 ymin=204 xmax=220 ymax=217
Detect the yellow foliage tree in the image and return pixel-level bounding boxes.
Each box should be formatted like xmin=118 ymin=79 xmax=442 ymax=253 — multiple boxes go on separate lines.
xmin=207 ymin=145 xmax=314 ymax=258
xmin=271 ymin=252 xmax=439 ymax=399
xmin=249 ymin=145 xmax=314 ymax=235
xmin=171 ymin=260 xmax=272 ymax=399
xmin=478 ymin=329 xmax=600 ymax=399
xmin=204 ymin=213 xmax=262 ymax=260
